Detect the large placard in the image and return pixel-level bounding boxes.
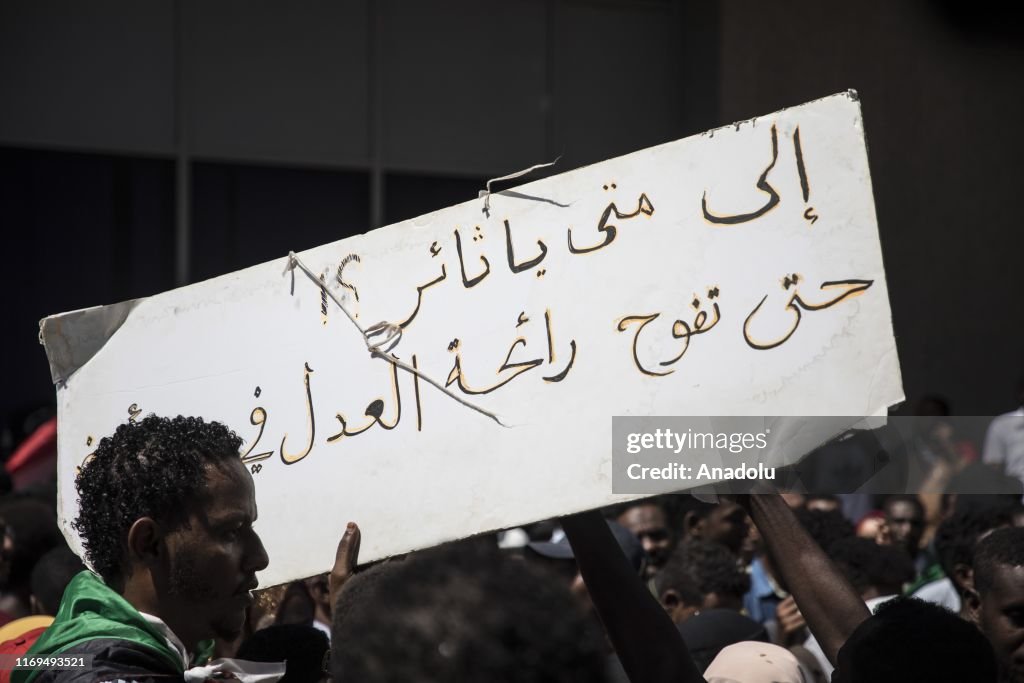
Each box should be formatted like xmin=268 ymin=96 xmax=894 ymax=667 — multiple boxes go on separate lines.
xmin=41 ymin=91 xmax=902 ymax=586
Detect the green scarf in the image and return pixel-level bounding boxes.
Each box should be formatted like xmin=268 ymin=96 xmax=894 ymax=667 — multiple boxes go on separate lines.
xmin=13 ymin=571 xmax=213 ymax=683
xmin=905 ymin=559 xmax=946 ymax=595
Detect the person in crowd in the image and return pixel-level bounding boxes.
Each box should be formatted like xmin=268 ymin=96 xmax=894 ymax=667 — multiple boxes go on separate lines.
xmin=13 ymin=415 xmax=286 ymax=683
xmin=0 ymin=498 xmax=62 ymax=623
xmin=905 ymin=399 xmax=980 ymax=545
xmin=831 ymin=538 xmax=915 ymax=607
xmin=275 ymin=581 xmax=317 ymax=627
xmin=880 ymin=495 xmax=925 ymax=564
xmin=793 ymin=508 xmax=853 ymax=550
xmin=26 ymin=546 xmax=85 ymax=619
xmin=651 ymin=554 xmax=704 ymax=625
xmin=655 ymin=552 xmax=770 ymax=675
xmin=669 ymin=540 xmax=750 ymax=611
xmin=303 ymin=573 xmax=332 ymax=640
xmin=982 ymin=375 xmax=1024 ymax=489
xmin=967 ymin=526 xmax=1024 ymax=683
xmin=912 ymin=502 xmax=1012 ymax=615
xmin=0 ymin=545 xmax=86 ymax=683
xmin=679 ymin=499 xmax=750 ymax=557
xmin=648 ymin=539 xmax=764 ymax=670
xmin=615 ymin=500 xmax=677 ymax=578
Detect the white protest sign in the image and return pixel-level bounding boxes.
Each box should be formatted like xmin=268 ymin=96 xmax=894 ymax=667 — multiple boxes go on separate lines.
xmin=41 ymin=91 xmax=902 ymax=586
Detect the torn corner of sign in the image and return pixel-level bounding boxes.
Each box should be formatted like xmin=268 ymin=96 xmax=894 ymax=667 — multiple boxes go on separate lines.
xmin=40 ymin=298 xmax=143 ymax=385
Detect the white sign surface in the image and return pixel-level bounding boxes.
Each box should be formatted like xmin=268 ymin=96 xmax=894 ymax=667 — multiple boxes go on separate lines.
xmin=41 ymin=92 xmax=902 ymax=586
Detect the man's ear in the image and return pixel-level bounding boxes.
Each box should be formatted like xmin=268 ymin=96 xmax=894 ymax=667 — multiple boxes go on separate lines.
xmin=126 ymin=517 xmax=163 ymax=565
xmin=962 ymin=585 xmax=981 ymax=625
xmin=683 ymin=511 xmax=703 ymax=538
xmin=952 ymin=563 xmax=974 ymax=592
xmin=660 ymin=588 xmax=680 ymax=610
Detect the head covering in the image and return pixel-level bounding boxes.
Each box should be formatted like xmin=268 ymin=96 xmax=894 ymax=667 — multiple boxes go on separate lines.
xmin=527 ymin=520 xmax=645 ymax=573
xmin=4 ymin=417 xmax=57 ymax=491
xmin=677 ymin=609 xmax=769 ymax=672
xmin=703 ymin=641 xmax=806 ymax=683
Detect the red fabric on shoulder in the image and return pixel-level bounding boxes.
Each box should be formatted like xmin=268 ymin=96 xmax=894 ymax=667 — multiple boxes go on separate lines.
xmin=0 ymin=627 xmax=50 ymax=683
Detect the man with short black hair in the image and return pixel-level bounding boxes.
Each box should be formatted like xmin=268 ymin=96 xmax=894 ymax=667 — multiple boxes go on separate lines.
xmin=615 ymin=501 xmax=676 ymax=578
xmin=669 ymin=540 xmax=749 ymax=612
xmin=0 ymin=498 xmax=62 ymax=622
xmin=913 ymin=503 xmax=1012 ymax=616
xmin=29 ymin=547 xmax=86 ymax=618
xmin=970 ymin=526 xmax=1024 ymax=683
xmin=652 ymin=551 xmax=704 ymax=625
xmin=14 ymin=415 xmax=274 ymax=683
xmin=881 ymin=494 xmax=925 ymax=565
xmin=680 ymin=500 xmax=749 ymax=556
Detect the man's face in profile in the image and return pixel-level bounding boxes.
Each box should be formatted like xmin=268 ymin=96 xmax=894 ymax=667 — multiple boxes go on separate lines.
xmin=979 ymin=564 xmax=1024 ymax=683
xmin=158 ymin=458 xmax=269 ymax=648
xmin=702 ymin=503 xmax=750 ymax=555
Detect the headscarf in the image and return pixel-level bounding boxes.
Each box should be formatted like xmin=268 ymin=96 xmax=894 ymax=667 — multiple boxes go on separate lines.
xmin=703 ymin=641 xmax=807 ymax=683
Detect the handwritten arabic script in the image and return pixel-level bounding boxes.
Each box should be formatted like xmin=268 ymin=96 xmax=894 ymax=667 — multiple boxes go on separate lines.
xmin=217 ymin=120 xmax=875 ymax=469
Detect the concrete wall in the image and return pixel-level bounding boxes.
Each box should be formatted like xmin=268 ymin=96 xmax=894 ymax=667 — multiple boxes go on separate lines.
xmin=716 ymin=0 xmax=1024 ymax=417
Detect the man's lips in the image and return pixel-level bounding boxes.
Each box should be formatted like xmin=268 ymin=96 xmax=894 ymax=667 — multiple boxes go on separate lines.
xmin=235 ymin=578 xmax=259 ymax=598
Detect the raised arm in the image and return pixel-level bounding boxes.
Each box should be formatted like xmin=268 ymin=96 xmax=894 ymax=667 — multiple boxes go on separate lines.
xmin=561 ymin=510 xmax=705 ymax=683
xmin=743 ymin=494 xmax=869 ymax=664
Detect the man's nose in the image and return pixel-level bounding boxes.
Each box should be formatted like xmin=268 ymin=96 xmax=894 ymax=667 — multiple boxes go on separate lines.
xmin=245 ymin=530 xmax=270 ymax=573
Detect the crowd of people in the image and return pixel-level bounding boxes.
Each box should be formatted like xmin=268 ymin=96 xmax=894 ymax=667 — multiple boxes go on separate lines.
xmin=0 ymin=403 xmax=1021 ymax=683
